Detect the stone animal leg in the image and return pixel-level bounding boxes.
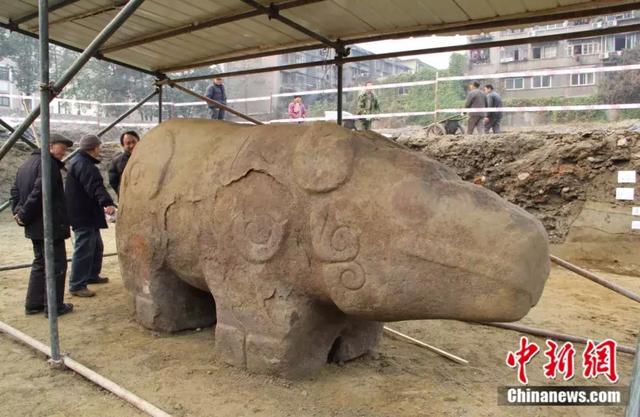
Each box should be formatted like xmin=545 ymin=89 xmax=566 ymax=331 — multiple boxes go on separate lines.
xmin=133 ymin=267 xmax=216 ymax=332
xmin=328 ymin=319 xmax=383 ymax=363
xmin=211 ymin=285 xmax=345 ymax=378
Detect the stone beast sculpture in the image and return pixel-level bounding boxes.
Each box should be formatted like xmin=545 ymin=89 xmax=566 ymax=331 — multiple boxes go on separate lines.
xmin=116 ymin=119 xmax=549 ymax=377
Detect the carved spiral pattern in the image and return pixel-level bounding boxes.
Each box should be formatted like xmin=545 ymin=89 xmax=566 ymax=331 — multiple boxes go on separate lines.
xmin=233 ymin=213 xmax=287 ymax=263
xmin=324 ymin=261 xmax=366 ymax=291
xmin=310 ymin=204 xmax=359 ymax=262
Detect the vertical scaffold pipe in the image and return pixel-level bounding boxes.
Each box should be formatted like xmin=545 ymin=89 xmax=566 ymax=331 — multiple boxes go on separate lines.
xmin=38 ymin=0 xmax=62 ymax=363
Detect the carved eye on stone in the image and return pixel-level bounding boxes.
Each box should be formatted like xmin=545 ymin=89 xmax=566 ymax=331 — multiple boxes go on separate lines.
xmin=233 ymin=213 xmax=287 ymax=263
xmin=324 ymin=262 xmax=366 ymax=291
xmin=310 ymin=204 xmax=359 ymax=262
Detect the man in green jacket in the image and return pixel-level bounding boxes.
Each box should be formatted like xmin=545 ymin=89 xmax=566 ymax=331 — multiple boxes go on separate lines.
xmin=356 ymin=81 xmax=380 ymax=130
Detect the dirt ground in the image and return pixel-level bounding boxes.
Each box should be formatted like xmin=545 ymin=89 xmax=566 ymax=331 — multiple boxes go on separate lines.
xmin=0 ymin=212 xmax=638 ymax=417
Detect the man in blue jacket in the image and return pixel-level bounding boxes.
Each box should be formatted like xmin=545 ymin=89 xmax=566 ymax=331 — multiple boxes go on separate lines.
xmin=205 ymin=77 xmax=227 ymax=120
xmin=10 ymin=133 xmax=74 ymax=316
xmin=66 ymin=135 xmax=116 ymax=297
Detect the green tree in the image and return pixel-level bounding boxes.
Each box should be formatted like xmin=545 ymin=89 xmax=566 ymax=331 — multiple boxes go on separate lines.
xmin=0 ymin=30 xmax=39 ymax=95
xmin=597 ymin=45 xmax=640 ymax=104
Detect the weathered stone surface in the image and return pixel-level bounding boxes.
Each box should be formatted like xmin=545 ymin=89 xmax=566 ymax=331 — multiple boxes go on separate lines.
xmin=116 ymin=119 xmax=550 ymax=377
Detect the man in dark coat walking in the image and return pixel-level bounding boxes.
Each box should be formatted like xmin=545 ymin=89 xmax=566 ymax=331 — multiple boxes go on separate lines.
xmin=108 ymin=130 xmax=139 ymax=197
xmin=66 ymin=135 xmax=116 ymax=297
xmin=483 ymin=84 xmax=503 ymax=134
xmin=205 ymin=77 xmax=227 ymax=120
xmin=464 ymin=81 xmax=487 ymax=135
xmin=10 ymin=133 xmax=74 ymax=316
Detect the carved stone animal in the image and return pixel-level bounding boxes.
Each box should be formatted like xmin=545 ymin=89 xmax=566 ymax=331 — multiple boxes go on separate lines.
xmin=116 ymin=119 xmax=549 ymax=377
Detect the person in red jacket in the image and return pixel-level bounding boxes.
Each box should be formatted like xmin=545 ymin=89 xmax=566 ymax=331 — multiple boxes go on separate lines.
xmin=288 ymin=95 xmax=307 ymax=122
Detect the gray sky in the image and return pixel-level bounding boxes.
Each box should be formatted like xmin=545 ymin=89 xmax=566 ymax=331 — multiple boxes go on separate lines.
xmin=357 ymin=35 xmax=469 ymax=69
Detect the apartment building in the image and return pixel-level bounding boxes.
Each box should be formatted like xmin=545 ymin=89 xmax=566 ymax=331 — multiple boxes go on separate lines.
xmin=0 ymin=59 xmax=15 ymax=111
xmin=399 ymin=58 xmax=433 ymax=74
xmin=467 ymin=11 xmax=639 ymax=99
xmin=222 ymin=46 xmax=412 ymax=117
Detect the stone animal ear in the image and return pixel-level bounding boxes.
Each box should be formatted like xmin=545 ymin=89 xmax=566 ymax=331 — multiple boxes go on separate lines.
xmin=293 ymin=131 xmax=354 ymax=193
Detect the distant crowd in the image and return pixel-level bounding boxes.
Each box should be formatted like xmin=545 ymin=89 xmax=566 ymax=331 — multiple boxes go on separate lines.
xmin=203 ymin=77 xmax=503 ymax=133
xmin=203 ymin=77 xmax=381 ymax=130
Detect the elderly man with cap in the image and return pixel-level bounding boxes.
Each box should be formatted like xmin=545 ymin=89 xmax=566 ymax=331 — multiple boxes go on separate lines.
xmin=10 ymin=133 xmax=75 ymax=316
xmin=66 ymin=134 xmax=116 ymax=297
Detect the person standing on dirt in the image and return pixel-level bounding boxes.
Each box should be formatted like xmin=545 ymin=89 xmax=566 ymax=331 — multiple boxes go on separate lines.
xmin=205 ymin=77 xmax=227 ymax=120
xmin=10 ymin=133 xmax=75 ymax=317
xmin=66 ymin=135 xmax=116 ymax=298
xmin=356 ymin=81 xmax=380 ymax=130
xmin=108 ymin=130 xmax=139 ymax=197
xmin=464 ymin=81 xmax=487 ymax=135
xmin=483 ymin=84 xmax=502 ymax=134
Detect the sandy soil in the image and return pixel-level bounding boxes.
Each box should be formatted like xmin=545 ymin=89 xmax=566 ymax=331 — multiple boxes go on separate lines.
xmin=0 ymin=212 xmax=638 ymax=417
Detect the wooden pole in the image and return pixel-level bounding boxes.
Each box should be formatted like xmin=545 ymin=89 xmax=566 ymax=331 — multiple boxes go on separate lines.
xmin=433 ymin=71 xmax=439 ymax=123
xmin=478 ymin=322 xmax=636 ymax=355
xmin=383 ymin=326 xmax=469 ymax=365
xmin=550 ymin=254 xmax=640 ymax=304
xmin=0 ymin=320 xmax=172 ymax=417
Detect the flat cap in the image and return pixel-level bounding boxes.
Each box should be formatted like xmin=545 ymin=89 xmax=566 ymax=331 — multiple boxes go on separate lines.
xmin=50 ymin=133 xmax=73 ymax=147
xmin=79 ymin=134 xmax=101 ymax=151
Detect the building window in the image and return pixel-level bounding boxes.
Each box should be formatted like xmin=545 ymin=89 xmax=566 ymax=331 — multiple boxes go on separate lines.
xmin=570 ymin=72 xmax=595 ymax=86
xmin=531 ymin=75 xmax=552 ymax=88
xmin=505 ymin=78 xmax=524 ymax=90
xmin=470 ymin=48 xmax=490 ymax=64
xmin=0 ymin=96 xmax=9 ymax=107
xmin=0 ymin=67 xmax=9 ymax=81
xmin=568 ymin=42 xmax=601 ymax=56
xmin=532 ymin=44 xmax=557 ymax=59
xmin=500 ymin=46 xmax=528 ymax=63
xmin=611 ymin=34 xmax=636 ymax=51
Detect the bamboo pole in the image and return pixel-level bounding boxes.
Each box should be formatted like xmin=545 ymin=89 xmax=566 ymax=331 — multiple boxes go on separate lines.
xmin=479 ymin=322 xmax=636 ymax=355
xmin=0 ymin=320 xmax=172 ymax=417
xmin=550 ymin=254 xmax=640 ymax=304
xmin=0 ymin=252 xmax=117 ymax=272
xmin=383 ymin=326 xmax=469 ymax=365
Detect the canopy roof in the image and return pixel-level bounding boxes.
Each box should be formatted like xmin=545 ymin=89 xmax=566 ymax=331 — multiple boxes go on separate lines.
xmin=1 ymin=0 xmax=639 ymax=75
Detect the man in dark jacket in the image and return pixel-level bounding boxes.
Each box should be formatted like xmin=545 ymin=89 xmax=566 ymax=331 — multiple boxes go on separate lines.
xmin=10 ymin=133 xmax=74 ymax=316
xmin=66 ymin=135 xmax=116 ymax=297
xmin=483 ymin=84 xmax=503 ymax=134
xmin=205 ymin=77 xmax=227 ymax=120
xmin=464 ymin=81 xmax=487 ymax=135
xmin=108 ymin=130 xmax=139 ymax=197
